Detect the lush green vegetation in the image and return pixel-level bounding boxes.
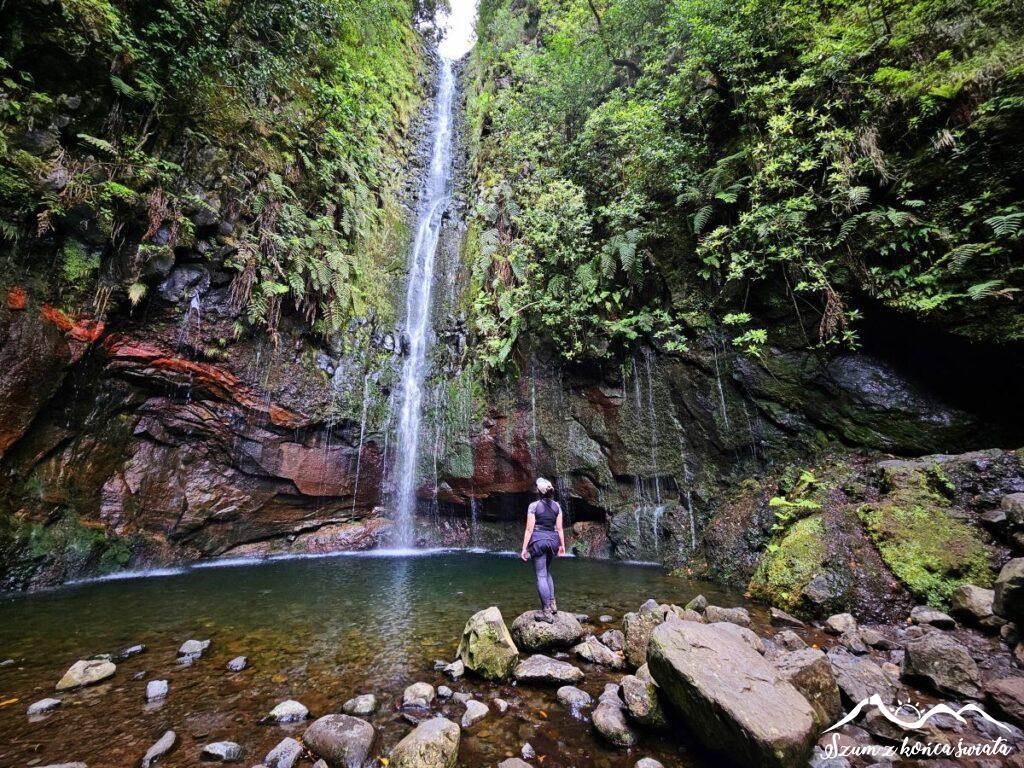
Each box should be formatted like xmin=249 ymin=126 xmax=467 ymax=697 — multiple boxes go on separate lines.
xmin=464 ymin=0 xmax=1024 ymax=371
xmin=1 ymin=0 xmax=424 ymax=338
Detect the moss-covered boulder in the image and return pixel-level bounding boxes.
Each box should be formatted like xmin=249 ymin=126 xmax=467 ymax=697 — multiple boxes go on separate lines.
xmin=857 ymin=461 xmax=994 ymax=606
xmin=456 ymin=606 xmax=519 ymax=681
xmin=748 ymin=514 xmax=852 ymax=618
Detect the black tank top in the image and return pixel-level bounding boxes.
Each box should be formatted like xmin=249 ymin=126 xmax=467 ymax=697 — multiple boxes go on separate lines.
xmin=530 ymin=499 xmax=560 ymax=531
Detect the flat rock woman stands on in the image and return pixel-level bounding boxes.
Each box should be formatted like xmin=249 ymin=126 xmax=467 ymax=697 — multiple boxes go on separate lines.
xmin=520 ymin=477 xmax=566 ymax=622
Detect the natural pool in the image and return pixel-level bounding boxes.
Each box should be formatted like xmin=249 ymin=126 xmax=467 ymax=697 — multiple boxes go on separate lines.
xmin=0 ymin=551 xmax=763 ymax=768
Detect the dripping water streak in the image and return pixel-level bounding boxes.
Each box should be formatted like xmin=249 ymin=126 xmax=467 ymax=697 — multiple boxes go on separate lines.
xmin=351 ymin=373 xmax=372 ymax=513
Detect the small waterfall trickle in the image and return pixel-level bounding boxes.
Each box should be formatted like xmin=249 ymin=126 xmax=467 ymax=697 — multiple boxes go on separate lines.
xmin=643 ymin=349 xmax=662 ymax=505
xmin=391 ymin=51 xmax=459 ymax=547
xmin=350 ymin=372 xmax=372 ymax=513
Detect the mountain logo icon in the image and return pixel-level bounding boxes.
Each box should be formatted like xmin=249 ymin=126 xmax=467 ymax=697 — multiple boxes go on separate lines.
xmin=826 ymin=693 xmax=1012 ymax=733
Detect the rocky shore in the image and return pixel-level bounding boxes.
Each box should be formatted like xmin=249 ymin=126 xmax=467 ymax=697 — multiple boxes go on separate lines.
xmin=19 ymin=557 xmax=1024 ymax=768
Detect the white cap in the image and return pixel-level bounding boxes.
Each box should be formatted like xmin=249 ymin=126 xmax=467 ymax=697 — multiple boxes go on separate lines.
xmin=536 ymin=477 xmax=554 ymax=495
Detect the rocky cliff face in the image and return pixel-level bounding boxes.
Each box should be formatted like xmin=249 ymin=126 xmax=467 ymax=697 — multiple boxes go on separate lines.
xmin=2 ymin=268 xmax=1023 ymax=618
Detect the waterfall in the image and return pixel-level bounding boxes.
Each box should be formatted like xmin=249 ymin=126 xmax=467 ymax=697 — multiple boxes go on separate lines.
xmin=392 ymin=54 xmax=458 ymax=546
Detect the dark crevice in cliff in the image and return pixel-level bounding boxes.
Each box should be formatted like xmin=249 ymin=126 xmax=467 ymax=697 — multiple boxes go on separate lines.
xmin=854 ymin=297 xmax=1024 ymax=448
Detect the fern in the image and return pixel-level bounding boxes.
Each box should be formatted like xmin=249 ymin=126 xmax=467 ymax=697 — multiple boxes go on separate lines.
xmin=693 ymin=205 xmax=713 ymax=235
xmin=986 ymin=212 xmax=1024 ymax=238
xmin=966 ymin=279 xmax=1004 ymax=300
xmin=77 ymin=133 xmax=117 ymax=155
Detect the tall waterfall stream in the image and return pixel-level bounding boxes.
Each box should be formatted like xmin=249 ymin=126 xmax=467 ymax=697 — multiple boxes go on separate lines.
xmin=392 ymin=52 xmax=458 ymax=546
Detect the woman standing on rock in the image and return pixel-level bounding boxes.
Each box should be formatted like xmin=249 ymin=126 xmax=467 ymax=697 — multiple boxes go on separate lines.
xmin=520 ymin=477 xmax=566 ymax=621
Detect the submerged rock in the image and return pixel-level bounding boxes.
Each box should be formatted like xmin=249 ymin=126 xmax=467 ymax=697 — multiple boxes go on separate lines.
xmin=141 ymin=730 xmax=176 ymax=768
xmin=648 ymin=621 xmax=816 ymax=768
xmin=592 ymin=683 xmax=638 ymax=747
xmin=303 ymin=714 xmax=376 ymax=768
xmin=572 ymin=635 xmax=625 ymax=669
xmin=634 ymin=759 xmax=664 ymax=768
xmin=902 ymin=628 xmax=982 ymax=698
xmin=770 ymin=608 xmax=804 ymax=627
xmin=201 ymin=741 xmax=243 ymax=762
xmin=343 ymin=694 xmax=377 ymax=716
xmin=403 ymin=683 xmax=436 ymax=709
xmin=261 ymin=699 xmax=310 ymax=724
xmin=120 ymin=644 xmax=146 ymax=659
xmin=456 ymin=607 xmax=519 ymax=681
xmin=226 ymin=656 xmax=248 ymax=672
xmin=389 ymin=716 xmax=460 ymax=768
xmin=264 ymin=737 xmax=304 ymax=768
xmin=513 ymin=654 xmax=584 ymax=685
xmin=498 ymin=760 xmax=532 ymax=768
xmin=27 ymin=698 xmax=61 ymax=715
xmin=55 ymin=659 xmax=115 ymax=690
xmin=461 ymin=699 xmax=489 ymax=728
xmin=556 ymin=685 xmax=592 ymax=712
xmin=178 ymin=639 xmax=210 ymax=658
xmin=145 ymin=680 xmax=168 ymax=702
xmin=511 ymin=611 xmax=584 ymax=651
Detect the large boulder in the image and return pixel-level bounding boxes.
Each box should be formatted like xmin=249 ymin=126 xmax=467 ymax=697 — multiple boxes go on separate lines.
xmin=592 ymin=684 xmax=638 ymax=747
xmin=995 ymin=559 xmax=1024 ymax=625
xmin=772 ymin=649 xmax=842 ymax=731
xmin=950 ymin=584 xmax=1001 ymax=631
xmin=647 ymin=621 xmax=816 ymax=768
xmin=902 ymin=628 xmax=983 ymax=699
xmin=511 ymin=611 xmax=584 ymax=651
xmin=623 ymin=608 xmax=663 ymax=668
xmin=513 ymin=654 xmax=584 ymax=685
xmin=55 ymin=659 xmax=115 ymax=690
xmin=303 ymin=714 xmax=376 ymax=768
xmin=389 ymin=717 xmax=460 ymax=768
xmin=456 ymin=607 xmax=519 ymax=681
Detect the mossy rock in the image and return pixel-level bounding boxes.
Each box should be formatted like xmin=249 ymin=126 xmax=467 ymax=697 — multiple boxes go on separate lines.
xmin=857 ymin=502 xmax=992 ymax=607
xmin=748 ymin=514 xmax=851 ymax=618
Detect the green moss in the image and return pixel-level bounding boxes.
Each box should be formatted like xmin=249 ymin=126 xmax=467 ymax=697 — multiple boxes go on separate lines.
xmin=748 ymin=514 xmax=828 ymax=615
xmin=858 ymin=501 xmax=992 ymax=607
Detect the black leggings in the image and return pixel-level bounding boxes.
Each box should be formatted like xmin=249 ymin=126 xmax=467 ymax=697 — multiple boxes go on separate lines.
xmin=532 ymin=546 xmax=556 ymax=610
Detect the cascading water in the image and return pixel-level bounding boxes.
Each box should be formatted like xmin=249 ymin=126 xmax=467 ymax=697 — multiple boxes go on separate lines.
xmin=392 ymin=41 xmax=461 ymax=547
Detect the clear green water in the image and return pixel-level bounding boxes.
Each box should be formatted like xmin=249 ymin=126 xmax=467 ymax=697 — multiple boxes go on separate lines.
xmin=0 ymin=552 xmax=760 ymax=768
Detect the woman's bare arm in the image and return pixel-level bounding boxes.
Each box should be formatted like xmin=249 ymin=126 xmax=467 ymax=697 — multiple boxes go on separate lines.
xmin=556 ymin=511 xmax=566 ymax=556
xmin=520 ymin=511 xmax=535 ymax=561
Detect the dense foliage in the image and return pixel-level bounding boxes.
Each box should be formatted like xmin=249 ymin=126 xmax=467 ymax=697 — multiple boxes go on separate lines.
xmin=464 ymin=0 xmax=1024 ymax=370
xmin=1 ymin=0 xmax=423 ymax=339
